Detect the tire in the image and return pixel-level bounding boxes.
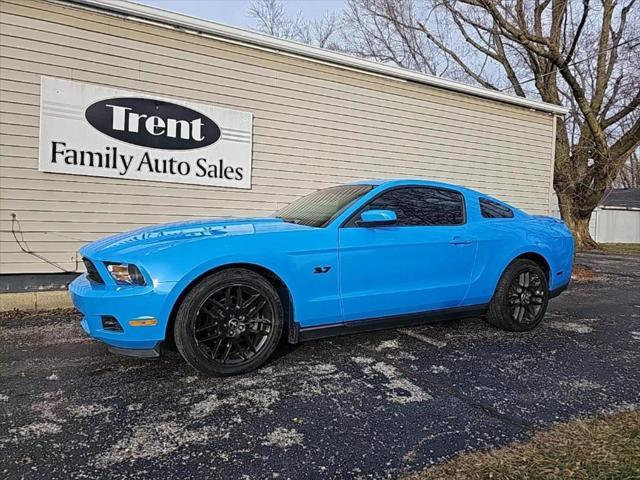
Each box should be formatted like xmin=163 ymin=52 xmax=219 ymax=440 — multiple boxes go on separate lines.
xmin=485 ymin=259 xmax=549 ymax=332
xmin=174 ymin=268 xmax=284 ymax=376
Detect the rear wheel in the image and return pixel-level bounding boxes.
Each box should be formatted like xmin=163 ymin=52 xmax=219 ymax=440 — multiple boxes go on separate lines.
xmin=174 ymin=268 xmax=283 ymax=376
xmin=485 ymin=259 xmax=549 ymax=331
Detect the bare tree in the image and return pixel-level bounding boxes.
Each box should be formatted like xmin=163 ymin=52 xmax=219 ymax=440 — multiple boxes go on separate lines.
xmin=613 ymin=115 xmax=640 ymax=188
xmin=343 ymin=0 xmax=640 ymax=248
xmin=247 ymin=0 xmax=639 ymax=247
xmin=249 ymin=0 xmax=343 ymax=49
xmin=614 ymin=151 xmax=640 ymax=188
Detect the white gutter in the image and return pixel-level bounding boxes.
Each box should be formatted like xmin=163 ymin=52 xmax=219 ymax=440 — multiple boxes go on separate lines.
xmin=68 ymin=0 xmax=568 ymax=116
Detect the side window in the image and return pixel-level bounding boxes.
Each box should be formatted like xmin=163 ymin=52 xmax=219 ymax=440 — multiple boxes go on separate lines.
xmin=480 ymin=198 xmax=514 ymax=218
xmin=363 ymin=187 xmax=465 ymax=226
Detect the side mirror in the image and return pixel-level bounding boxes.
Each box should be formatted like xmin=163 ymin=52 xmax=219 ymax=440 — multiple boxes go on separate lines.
xmin=356 ymin=209 xmax=397 ymax=227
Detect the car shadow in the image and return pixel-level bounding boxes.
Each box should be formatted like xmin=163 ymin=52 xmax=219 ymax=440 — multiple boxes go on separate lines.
xmin=265 ymin=339 xmax=301 ymax=366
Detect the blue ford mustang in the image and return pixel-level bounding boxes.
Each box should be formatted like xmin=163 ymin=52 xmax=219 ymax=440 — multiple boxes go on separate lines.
xmin=70 ymin=179 xmax=574 ymax=375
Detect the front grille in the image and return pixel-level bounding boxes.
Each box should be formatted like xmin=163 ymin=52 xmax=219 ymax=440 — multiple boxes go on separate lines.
xmin=83 ymin=258 xmax=104 ymax=284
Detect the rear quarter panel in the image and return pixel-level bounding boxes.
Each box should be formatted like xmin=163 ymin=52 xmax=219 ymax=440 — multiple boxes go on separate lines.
xmin=523 ymin=217 xmax=574 ymax=290
xmin=463 ymin=213 xmax=573 ymax=306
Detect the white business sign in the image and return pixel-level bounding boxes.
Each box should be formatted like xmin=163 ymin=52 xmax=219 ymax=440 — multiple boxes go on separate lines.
xmin=39 ymin=77 xmax=252 ymax=188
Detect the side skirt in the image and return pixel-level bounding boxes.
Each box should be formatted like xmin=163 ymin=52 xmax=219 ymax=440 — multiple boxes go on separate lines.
xmin=295 ymin=304 xmax=488 ymax=343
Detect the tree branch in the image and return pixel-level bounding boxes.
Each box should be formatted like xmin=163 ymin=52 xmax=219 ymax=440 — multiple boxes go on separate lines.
xmin=603 ymin=90 xmax=640 ymax=129
xmin=564 ymin=0 xmax=589 ymax=64
xmin=609 ymin=115 xmax=640 ymax=172
xmin=590 ymin=0 xmax=615 ymax=113
xmin=415 ymin=20 xmax=500 ymax=89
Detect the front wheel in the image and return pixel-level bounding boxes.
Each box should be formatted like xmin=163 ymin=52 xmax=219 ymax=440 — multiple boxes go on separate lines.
xmin=174 ymin=268 xmax=284 ymax=376
xmin=485 ymin=259 xmax=549 ymax=331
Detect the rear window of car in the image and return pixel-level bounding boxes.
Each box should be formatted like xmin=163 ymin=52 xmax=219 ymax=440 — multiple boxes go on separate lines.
xmin=480 ymin=198 xmax=514 ymax=218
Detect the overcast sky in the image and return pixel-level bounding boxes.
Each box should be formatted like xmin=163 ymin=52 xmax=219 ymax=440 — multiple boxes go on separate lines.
xmin=135 ymin=0 xmax=345 ymax=30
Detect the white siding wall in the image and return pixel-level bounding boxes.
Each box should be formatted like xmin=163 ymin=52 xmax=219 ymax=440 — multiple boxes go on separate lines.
xmin=589 ymin=208 xmax=640 ymax=244
xmin=0 ymin=0 xmax=556 ymax=274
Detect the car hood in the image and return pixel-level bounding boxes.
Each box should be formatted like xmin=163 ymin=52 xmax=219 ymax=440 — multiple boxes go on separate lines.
xmin=80 ymin=217 xmax=312 ymax=259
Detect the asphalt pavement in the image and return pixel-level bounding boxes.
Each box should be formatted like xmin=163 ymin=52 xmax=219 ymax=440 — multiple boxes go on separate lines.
xmin=1 ymin=252 xmax=639 ymax=479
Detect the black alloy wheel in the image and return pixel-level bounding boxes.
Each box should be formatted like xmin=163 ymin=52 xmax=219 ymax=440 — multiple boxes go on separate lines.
xmin=193 ymin=284 xmax=274 ymax=365
xmin=485 ymin=259 xmax=549 ymax=331
xmin=507 ymin=270 xmax=546 ymax=325
xmin=174 ymin=269 xmax=284 ymax=376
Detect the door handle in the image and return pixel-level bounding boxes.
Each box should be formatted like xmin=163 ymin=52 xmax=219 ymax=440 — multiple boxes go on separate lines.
xmin=449 ymin=237 xmax=472 ymax=245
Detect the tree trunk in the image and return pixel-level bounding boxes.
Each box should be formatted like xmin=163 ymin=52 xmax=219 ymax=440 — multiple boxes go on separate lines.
xmin=566 ymin=215 xmax=598 ymax=250
xmin=556 ymin=189 xmax=599 ymax=250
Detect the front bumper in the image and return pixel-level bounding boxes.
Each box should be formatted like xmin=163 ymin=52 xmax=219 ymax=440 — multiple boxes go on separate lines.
xmin=108 ymin=345 xmax=161 ymax=358
xmin=70 ymin=274 xmax=176 ymax=352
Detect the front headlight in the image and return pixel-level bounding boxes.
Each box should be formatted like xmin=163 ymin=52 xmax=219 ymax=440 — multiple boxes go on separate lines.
xmin=104 ymin=262 xmax=146 ymax=286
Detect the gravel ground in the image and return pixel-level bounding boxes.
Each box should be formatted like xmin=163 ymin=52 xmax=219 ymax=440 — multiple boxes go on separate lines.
xmin=1 ymin=252 xmax=639 ymax=480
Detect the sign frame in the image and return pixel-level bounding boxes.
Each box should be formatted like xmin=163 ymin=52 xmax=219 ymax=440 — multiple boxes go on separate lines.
xmin=38 ymin=77 xmax=253 ymax=189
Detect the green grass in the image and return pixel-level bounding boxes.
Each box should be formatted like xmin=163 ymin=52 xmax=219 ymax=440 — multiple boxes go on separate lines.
xmin=597 ymin=243 xmax=640 ymax=255
xmin=405 ymin=410 xmax=640 ymax=480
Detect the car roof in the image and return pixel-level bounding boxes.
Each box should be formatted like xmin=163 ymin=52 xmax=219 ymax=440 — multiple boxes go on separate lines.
xmin=348 ymin=178 xmax=477 ymax=194
xmin=345 ymin=178 xmax=525 ymax=217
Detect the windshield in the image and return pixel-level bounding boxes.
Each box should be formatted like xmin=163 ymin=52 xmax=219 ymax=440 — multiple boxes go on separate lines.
xmin=274 ymin=185 xmax=373 ymax=227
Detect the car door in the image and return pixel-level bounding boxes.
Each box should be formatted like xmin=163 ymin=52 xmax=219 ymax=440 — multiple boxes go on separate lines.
xmin=338 ymin=186 xmax=477 ymax=322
